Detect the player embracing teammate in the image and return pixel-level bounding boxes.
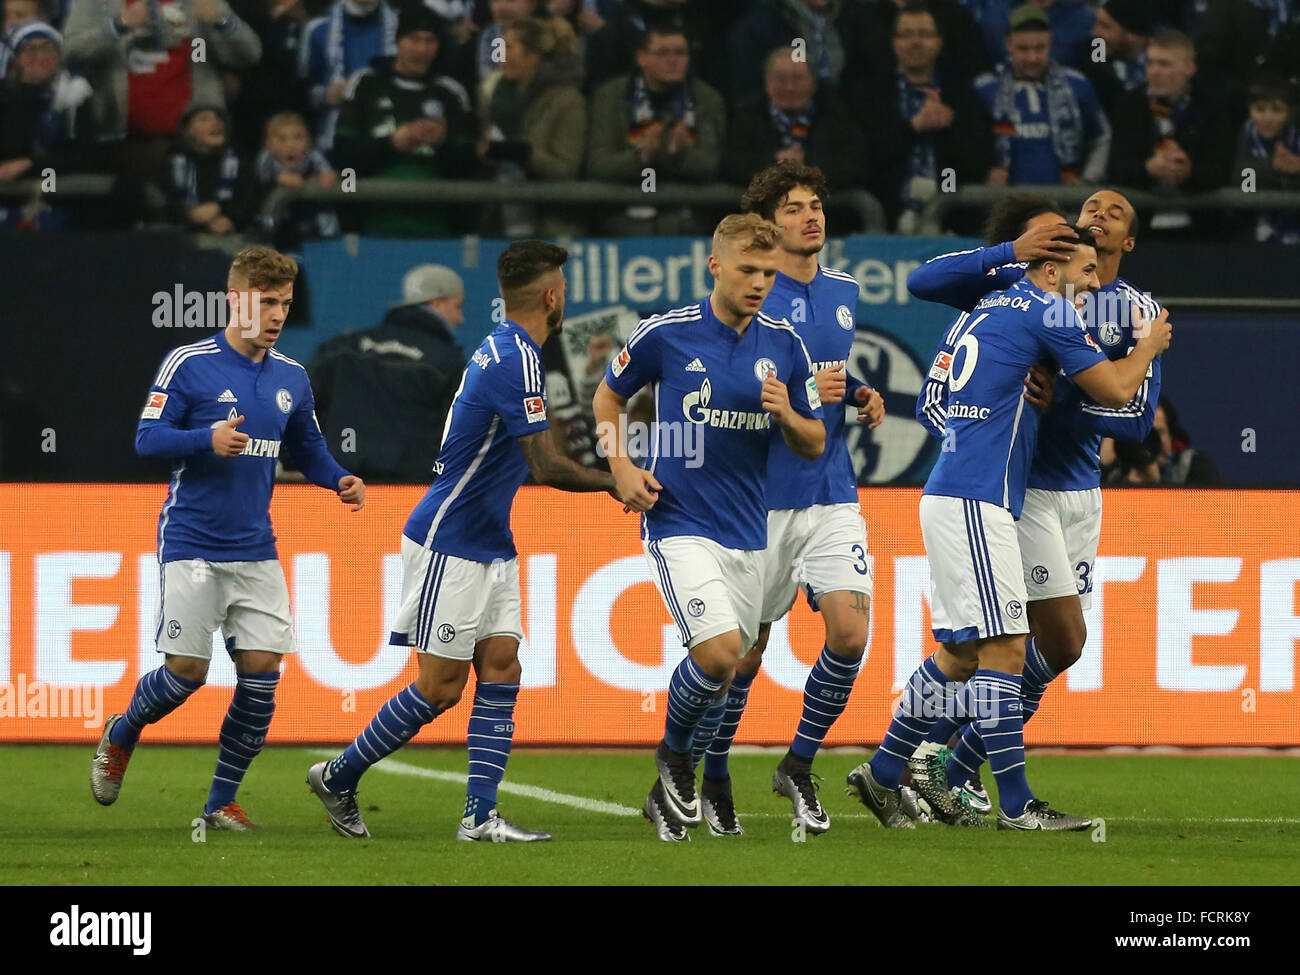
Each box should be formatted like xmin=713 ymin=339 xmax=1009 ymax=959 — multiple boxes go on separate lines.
xmin=848 ymin=216 xmax=1170 ymax=830
xmin=901 ymin=191 xmax=1167 ymax=827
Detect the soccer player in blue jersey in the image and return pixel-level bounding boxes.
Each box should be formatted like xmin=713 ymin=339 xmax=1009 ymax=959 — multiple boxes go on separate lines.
xmin=907 ymin=191 xmax=1165 ymax=823
xmin=673 ymin=164 xmax=886 ymax=837
xmin=308 ymin=241 xmax=629 ymax=842
xmin=593 ymin=213 xmax=826 ymax=841
xmin=90 ymin=246 xmax=366 ymax=830
xmin=846 ymin=226 xmax=1171 ymax=830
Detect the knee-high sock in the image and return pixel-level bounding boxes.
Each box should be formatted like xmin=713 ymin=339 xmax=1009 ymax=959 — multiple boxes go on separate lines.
xmin=968 ymin=669 xmax=1034 ymax=816
xmin=463 ymin=682 xmax=519 ymax=825
xmin=690 ymin=692 xmax=727 ymax=772
xmin=701 ymin=670 xmax=755 ymax=781
xmin=325 ymin=684 xmax=441 ymax=793
xmin=205 ymin=671 xmax=279 ymax=813
xmin=791 ymin=646 xmax=862 ymax=760
xmin=946 ymin=638 xmax=1056 ymax=788
xmin=663 ymin=656 xmax=724 ymax=753
xmin=868 ymin=656 xmax=954 ymax=789
xmin=110 ymin=664 xmax=204 ymax=750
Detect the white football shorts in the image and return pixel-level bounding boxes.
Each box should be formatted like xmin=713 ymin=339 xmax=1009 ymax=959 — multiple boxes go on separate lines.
xmin=759 ymin=502 xmax=873 ymax=623
xmin=644 ymin=535 xmax=763 ymax=654
xmin=155 ymin=558 xmax=296 ymax=660
xmin=389 ymin=535 xmax=523 ymax=661
xmin=1017 ymin=487 xmax=1102 ymax=610
xmin=919 ymin=494 xmax=1030 ymax=644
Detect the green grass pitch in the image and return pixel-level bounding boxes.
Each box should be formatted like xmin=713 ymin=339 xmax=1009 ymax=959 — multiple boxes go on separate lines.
xmin=5 ymin=746 xmax=1298 ymax=885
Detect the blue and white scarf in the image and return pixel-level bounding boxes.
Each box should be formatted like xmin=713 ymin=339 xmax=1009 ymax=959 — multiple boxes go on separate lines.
xmin=897 ymin=72 xmax=937 ymax=211
xmin=989 ymin=62 xmax=1084 ymax=170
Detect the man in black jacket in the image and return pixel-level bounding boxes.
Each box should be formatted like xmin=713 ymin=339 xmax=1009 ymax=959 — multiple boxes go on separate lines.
xmin=332 ymin=5 xmax=478 ymax=236
xmin=859 ymin=1 xmax=992 ymax=232
xmin=307 ymin=264 xmax=467 ymax=482
xmin=1107 ymin=29 xmax=1237 ymax=235
xmin=724 ymin=48 xmax=867 ymax=215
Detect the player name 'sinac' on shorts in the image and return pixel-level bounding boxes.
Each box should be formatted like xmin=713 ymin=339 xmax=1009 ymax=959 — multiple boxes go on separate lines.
xmin=155 ymin=558 xmax=297 ymax=659
xmin=1017 ymin=487 xmax=1102 ymax=610
xmin=389 ymin=535 xmax=523 ymax=661
xmin=644 ymin=535 xmax=763 ymax=655
xmin=759 ymin=502 xmax=873 ymax=624
xmin=919 ymin=495 xmax=1030 ymax=644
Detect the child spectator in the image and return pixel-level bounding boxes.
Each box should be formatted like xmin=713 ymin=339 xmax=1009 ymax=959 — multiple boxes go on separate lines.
xmin=165 ymin=103 xmax=257 ymax=234
xmin=1235 ymin=75 xmax=1300 ymax=245
xmin=256 ymin=110 xmax=340 ymax=247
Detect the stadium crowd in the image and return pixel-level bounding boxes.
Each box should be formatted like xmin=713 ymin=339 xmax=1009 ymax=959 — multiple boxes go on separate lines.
xmin=0 ymin=0 xmax=1297 ymax=240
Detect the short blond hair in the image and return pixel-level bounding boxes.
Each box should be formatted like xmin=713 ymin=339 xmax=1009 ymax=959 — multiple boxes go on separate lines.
xmin=228 ymin=246 xmax=298 ymax=291
xmin=712 ymin=212 xmax=782 ymax=255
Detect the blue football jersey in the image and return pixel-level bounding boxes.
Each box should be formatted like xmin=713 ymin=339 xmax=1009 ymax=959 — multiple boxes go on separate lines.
xmin=136 ymin=331 xmax=351 ymax=563
xmin=914 ymin=253 xmax=1163 ymax=491
xmin=605 ymin=299 xmax=822 ymax=551
xmin=762 ymin=266 xmax=864 ymax=510
xmin=922 ymin=279 xmax=1108 ymax=517
xmin=404 ymin=321 xmax=548 ymax=563
xmin=1028 ymin=278 xmax=1162 ymax=490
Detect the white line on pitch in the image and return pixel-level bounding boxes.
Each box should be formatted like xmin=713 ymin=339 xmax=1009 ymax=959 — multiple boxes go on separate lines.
xmin=311 ymin=749 xmax=642 ymax=817
xmin=311 ymin=752 xmax=1300 ymax=825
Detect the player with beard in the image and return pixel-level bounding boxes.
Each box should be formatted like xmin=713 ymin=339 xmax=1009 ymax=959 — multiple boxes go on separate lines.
xmin=849 ymin=226 xmax=1169 ymax=831
xmin=308 ymin=241 xmax=632 ymax=841
xmin=907 ymin=191 xmax=1165 ymax=822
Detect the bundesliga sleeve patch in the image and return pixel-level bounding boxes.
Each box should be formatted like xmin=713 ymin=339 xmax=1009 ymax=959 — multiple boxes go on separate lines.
xmin=140 ymin=391 xmax=168 ymax=420
xmin=611 ymin=346 xmax=631 ymax=377
xmin=929 ymin=351 xmax=953 ymax=381
xmin=804 ymin=375 xmax=822 ymax=410
xmin=524 ymin=395 xmax=547 ymax=423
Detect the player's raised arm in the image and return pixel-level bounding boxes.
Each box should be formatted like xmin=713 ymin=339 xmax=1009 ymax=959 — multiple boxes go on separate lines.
xmin=907 ymin=196 xmax=1077 ymax=310
xmin=592 ymin=379 xmax=661 ymax=512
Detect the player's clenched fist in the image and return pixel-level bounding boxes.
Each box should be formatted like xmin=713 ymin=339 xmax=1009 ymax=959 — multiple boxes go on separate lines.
xmin=615 ymin=467 xmax=661 ymax=513
xmin=761 ymin=371 xmax=793 ymax=423
xmin=338 ymin=475 xmax=366 ymax=511
xmin=212 ymin=414 xmax=250 ymax=457
xmin=1132 ymin=305 xmax=1172 ymax=353
xmin=815 ymin=363 xmax=847 ymax=405
xmin=855 ymin=385 xmax=885 ymax=428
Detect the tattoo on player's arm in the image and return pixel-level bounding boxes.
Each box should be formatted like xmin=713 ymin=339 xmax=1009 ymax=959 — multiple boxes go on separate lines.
xmin=520 ymin=432 xmax=614 ymax=493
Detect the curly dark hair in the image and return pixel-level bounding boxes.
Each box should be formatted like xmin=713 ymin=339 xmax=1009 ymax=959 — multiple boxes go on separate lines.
xmin=740 ymin=162 xmax=830 ymax=221
xmin=982 ymin=192 xmax=1064 ymax=245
